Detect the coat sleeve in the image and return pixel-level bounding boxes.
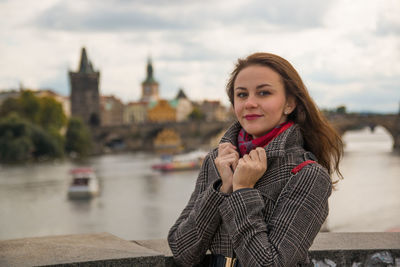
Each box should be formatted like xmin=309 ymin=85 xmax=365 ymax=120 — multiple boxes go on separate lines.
xmin=219 ymin=164 xmax=332 ymax=267
xmin=168 ymin=154 xmax=226 ymax=266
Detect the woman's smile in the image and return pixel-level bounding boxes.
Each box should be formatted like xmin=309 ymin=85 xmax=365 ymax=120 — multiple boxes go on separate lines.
xmin=244 ymin=114 xmax=263 ymax=120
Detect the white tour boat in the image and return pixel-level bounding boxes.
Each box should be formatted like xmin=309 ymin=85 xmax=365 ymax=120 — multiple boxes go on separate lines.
xmin=68 ymin=168 xmax=99 ymax=199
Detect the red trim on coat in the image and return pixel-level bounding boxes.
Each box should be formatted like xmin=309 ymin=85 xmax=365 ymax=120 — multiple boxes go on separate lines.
xmin=291 ymin=160 xmax=316 ymax=174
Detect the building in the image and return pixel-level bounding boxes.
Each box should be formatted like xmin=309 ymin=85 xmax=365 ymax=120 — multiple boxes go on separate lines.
xmin=147 ymin=99 xmax=176 ymax=122
xmin=153 ymin=128 xmax=183 ymax=154
xmin=123 ymin=101 xmax=148 ymax=124
xmin=174 ymin=88 xmax=193 ymax=122
xmin=100 ymin=95 xmax=124 ymax=126
xmin=140 ymin=58 xmax=159 ymax=103
xmin=201 ymin=100 xmax=229 ymax=122
xmin=69 ymin=47 xmax=101 ymax=126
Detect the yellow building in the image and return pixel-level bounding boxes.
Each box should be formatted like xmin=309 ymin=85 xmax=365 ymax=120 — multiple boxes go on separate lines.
xmin=153 ymin=128 xmax=183 ymax=154
xmin=147 ymin=99 xmax=176 ymax=122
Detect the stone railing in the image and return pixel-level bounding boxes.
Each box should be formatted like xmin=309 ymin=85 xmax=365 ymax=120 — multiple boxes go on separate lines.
xmin=1 ymin=232 xmax=399 ymax=266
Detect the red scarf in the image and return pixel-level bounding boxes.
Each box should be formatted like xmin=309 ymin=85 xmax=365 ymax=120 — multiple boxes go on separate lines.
xmin=238 ymin=121 xmax=294 ymax=156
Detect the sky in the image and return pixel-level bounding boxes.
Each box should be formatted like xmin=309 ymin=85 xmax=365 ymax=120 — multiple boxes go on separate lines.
xmin=0 ymin=0 xmax=399 ymax=113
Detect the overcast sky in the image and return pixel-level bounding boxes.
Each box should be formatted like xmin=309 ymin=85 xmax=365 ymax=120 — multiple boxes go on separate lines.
xmin=1 ymin=0 xmax=399 ymax=112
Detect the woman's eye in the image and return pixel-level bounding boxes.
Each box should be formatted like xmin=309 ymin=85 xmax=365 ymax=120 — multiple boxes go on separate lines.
xmin=259 ymin=91 xmax=270 ymax=96
xmin=237 ymin=92 xmax=247 ymax=98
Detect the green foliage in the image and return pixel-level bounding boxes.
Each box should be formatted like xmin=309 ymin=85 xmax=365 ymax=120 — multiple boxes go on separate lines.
xmin=0 ymin=113 xmax=63 ymax=162
xmin=0 ymin=90 xmax=68 ymax=162
xmin=336 ymin=105 xmax=347 ymax=114
xmin=19 ymin=90 xmax=41 ymax=123
xmin=0 ymin=97 xmax=21 ymax=116
xmin=0 ymin=90 xmax=67 ymax=131
xmin=37 ymin=96 xmax=67 ymax=131
xmin=0 ymin=113 xmax=64 ymax=162
xmin=188 ymin=107 xmax=205 ymax=121
xmin=31 ymin=124 xmax=64 ymax=159
xmin=0 ymin=114 xmax=33 ymax=162
xmin=65 ymin=117 xmax=92 ymax=157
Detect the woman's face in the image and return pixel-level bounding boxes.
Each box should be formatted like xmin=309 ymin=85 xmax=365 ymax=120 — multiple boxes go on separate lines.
xmin=233 ymin=65 xmax=295 ymax=139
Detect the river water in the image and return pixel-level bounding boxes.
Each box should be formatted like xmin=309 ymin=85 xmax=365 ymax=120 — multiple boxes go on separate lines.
xmin=0 ymin=126 xmax=399 ymax=241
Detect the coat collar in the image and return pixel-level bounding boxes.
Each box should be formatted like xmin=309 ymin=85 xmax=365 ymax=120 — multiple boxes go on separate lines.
xmin=216 ymin=120 xmax=304 ymax=158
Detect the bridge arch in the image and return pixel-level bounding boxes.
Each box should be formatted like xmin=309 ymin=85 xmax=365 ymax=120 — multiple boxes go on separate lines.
xmin=92 ymin=120 xmax=233 ymax=153
xmin=330 ymin=114 xmax=399 ymax=151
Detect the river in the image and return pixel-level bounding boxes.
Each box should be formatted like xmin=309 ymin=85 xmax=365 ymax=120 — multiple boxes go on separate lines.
xmin=0 ymin=126 xmax=399 ymax=241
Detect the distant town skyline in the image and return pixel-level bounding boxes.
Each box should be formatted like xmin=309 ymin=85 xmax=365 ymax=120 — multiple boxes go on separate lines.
xmin=0 ymin=0 xmax=399 ymax=113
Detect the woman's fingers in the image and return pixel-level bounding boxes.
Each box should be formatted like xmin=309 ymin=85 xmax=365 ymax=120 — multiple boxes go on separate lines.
xmin=255 ymin=147 xmax=266 ymax=162
xmin=217 ymin=154 xmax=238 ymax=166
xmin=249 ymin=149 xmax=260 ymax=162
xmin=218 ymin=143 xmax=237 ymax=156
xmin=243 ymin=154 xmax=250 ymax=162
xmin=232 ymin=148 xmax=267 ymax=191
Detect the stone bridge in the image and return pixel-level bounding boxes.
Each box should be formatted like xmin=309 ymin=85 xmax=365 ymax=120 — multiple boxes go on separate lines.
xmin=92 ymin=120 xmax=233 ymax=153
xmin=329 ymin=113 xmax=400 ymax=150
xmin=92 ymin=112 xmax=400 ymax=153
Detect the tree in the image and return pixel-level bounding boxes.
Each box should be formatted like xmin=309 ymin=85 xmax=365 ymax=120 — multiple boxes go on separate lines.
xmin=188 ymin=107 xmax=205 ymax=121
xmin=31 ymin=124 xmax=64 ymax=159
xmin=18 ymin=90 xmax=41 ymax=123
xmin=0 ymin=113 xmax=64 ymax=162
xmin=0 ymin=97 xmax=20 ymax=117
xmin=65 ymin=117 xmax=92 ymax=157
xmin=336 ymin=105 xmax=347 ymax=115
xmin=0 ymin=91 xmax=67 ymax=132
xmin=0 ymin=113 xmax=33 ymax=162
xmin=37 ymin=96 xmax=67 ymax=151
xmin=37 ymin=96 xmax=67 ymax=131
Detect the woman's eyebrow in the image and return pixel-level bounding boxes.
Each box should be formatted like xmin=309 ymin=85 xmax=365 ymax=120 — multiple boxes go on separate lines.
xmin=235 ymin=83 xmax=273 ymax=90
xmin=256 ymin=83 xmax=273 ymax=89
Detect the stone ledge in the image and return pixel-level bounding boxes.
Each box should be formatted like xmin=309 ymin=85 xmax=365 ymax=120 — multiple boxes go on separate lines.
xmin=138 ymin=232 xmax=400 ymax=267
xmin=1 ymin=232 xmax=399 ymax=266
xmin=310 ymin=232 xmax=400 ymax=250
xmin=0 ymin=232 xmax=164 ymax=267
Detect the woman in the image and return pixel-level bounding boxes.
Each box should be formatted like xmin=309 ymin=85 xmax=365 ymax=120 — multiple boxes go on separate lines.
xmin=168 ymin=52 xmax=343 ymax=266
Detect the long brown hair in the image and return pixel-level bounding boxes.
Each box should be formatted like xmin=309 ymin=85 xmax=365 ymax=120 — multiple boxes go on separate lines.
xmin=227 ymin=52 xmax=343 ymax=182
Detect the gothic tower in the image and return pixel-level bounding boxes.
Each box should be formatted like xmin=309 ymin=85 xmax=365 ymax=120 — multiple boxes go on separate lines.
xmin=69 ymin=47 xmax=101 ymax=126
xmin=140 ymin=57 xmax=159 ymax=102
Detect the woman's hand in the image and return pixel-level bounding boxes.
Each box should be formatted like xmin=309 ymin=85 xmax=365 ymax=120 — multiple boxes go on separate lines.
xmin=214 ymin=143 xmax=239 ymax=194
xmin=233 ymin=147 xmax=267 ymax=191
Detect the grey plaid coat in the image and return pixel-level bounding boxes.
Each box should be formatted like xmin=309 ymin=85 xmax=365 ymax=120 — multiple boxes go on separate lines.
xmin=168 ymin=121 xmax=332 ymax=266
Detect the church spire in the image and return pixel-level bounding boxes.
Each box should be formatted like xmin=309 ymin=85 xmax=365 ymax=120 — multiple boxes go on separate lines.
xmin=140 ymin=57 xmax=159 ymax=102
xmin=143 ymin=57 xmax=157 ymax=84
xmin=79 ymin=47 xmax=95 ymax=74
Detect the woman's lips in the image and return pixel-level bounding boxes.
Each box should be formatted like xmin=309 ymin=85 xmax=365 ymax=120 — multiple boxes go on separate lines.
xmin=244 ymin=114 xmax=263 ymax=120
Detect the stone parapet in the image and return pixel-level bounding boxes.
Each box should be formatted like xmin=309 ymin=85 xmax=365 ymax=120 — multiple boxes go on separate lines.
xmin=1 ymin=232 xmax=399 ymax=266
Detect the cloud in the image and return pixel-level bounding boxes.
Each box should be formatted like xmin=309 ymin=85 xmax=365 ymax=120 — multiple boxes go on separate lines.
xmin=374 ymin=0 xmax=400 ymax=36
xmin=1 ymin=0 xmax=399 ymax=113
xmin=223 ymin=0 xmax=334 ymax=29
xmin=32 ymin=0 xmax=334 ymax=33
xmin=33 ymin=2 xmax=194 ymax=31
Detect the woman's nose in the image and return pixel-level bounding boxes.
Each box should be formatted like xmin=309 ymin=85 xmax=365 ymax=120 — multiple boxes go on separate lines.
xmin=244 ymin=95 xmax=258 ymax=109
